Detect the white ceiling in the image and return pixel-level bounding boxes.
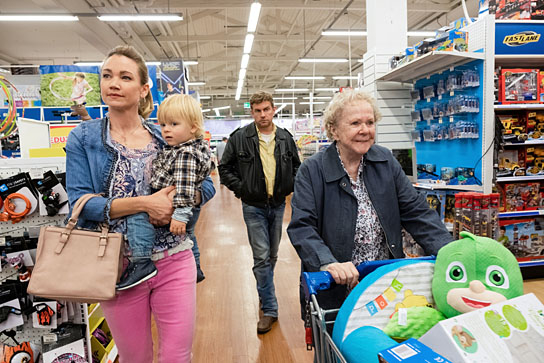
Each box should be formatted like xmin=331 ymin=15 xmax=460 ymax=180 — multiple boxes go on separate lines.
xmin=0 ymin=0 xmax=479 ymax=114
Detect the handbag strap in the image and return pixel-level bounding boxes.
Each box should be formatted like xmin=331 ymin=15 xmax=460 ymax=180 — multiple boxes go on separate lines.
xmin=56 ymin=194 xmax=109 ymax=256
xmin=65 ymin=193 xmax=100 ymax=231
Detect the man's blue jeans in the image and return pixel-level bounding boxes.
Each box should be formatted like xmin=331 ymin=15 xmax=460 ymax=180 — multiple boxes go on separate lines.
xmin=242 ymin=202 xmax=286 ymax=318
xmin=126 ymin=212 xmax=155 ymax=259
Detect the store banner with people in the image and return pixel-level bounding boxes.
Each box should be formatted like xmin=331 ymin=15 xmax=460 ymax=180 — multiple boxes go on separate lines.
xmin=159 ymin=60 xmax=186 ymax=101
xmin=39 ymin=65 xmax=100 ymax=107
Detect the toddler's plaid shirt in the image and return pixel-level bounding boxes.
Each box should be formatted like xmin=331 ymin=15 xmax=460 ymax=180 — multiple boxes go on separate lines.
xmin=150 ymin=137 xmax=213 ymax=208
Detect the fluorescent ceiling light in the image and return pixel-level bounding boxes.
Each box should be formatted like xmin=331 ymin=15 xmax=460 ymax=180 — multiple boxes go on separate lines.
xmin=207 ymin=115 xmax=226 ymax=118
xmin=273 ymin=97 xmax=297 ymax=100
xmin=0 ymin=68 xmax=9 ymax=73
xmin=322 ymin=30 xmax=367 ymax=36
xmin=357 ymin=59 xmax=364 ymax=63
xmin=315 ymin=88 xmax=339 ymax=92
xmin=240 ymin=54 xmax=250 ymax=69
xmin=300 ymin=102 xmax=325 ymax=105
xmin=285 ymin=76 xmax=325 ymax=80
xmin=184 ymin=60 xmax=198 ymax=65
xmin=213 ymin=106 xmax=231 ymax=110
xmin=0 ymin=15 xmax=79 ymax=21
xmin=237 ymin=79 xmax=244 ymax=89
xmin=332 ymin=76 xmax=358 ymax=80
xmin=235 ymin=88 xmax=242 ymax=101
xmin=275 ymin=88 xmax=309 ymax=92
xmin=239 ymin=68 xmax=247 ymax=80
xmin=407 ymin=31 xmax=436 ymax=37
xmin=187 ymin=82 xmax=205 ymax=86
xmin=200 ymin=96 xmax=211 ymax=100
xmin=299 ymin=58 xmax=348 ymax=63
xmin=247 ymin=2 xmax=262 ymax=33
xmin=74 ymin=61 xmax=161 ymax=67
xmin=202 ymin=109 xmax=211 ymax=112
xmin=74 ymin=62 xmax=103 ymax=66
xmin=303 ymin=96 xmax=331 ymax=100
xmin=98 ymin=14 xmax=183 ymax=21
xmin=244 ymin=34 xmax=255 ymax=54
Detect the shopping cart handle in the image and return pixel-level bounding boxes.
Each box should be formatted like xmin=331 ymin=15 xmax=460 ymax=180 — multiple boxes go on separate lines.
xmin=302 ymin=256 xmax=435 ymax=300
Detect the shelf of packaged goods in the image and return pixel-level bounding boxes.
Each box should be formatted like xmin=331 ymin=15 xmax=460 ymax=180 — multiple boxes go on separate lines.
xmin=496 ymin=175 xmax=544 ymax=182
xmin=414 ymin=182 xmax=483 ymax=192
xmin=495 ymin=104 xmax=544 ymax=110
xmin=377 ymin=51 xmax=485 ymax=83
xmin=495 ymin=55 xmax=544 ymax=68
xmin=504 ymin=139 xmax=544 ymax=146
xmin=499 ymin=210 xmax=544 ymax=218
xmin=518 ymin=258 xmax=544 ymax=268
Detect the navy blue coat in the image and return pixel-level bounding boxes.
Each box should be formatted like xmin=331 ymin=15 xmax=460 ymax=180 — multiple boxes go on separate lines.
xmin=287 ymin=142 xmax=453 ymax=311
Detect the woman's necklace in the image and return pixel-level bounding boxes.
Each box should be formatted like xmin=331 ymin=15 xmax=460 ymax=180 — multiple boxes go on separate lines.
xmin=110 ymin=124 xmax=144 ymax=146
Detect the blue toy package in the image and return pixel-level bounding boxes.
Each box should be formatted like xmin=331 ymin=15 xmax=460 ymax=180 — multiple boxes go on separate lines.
xmin=378 ymin=338 xmax=453 ymax=363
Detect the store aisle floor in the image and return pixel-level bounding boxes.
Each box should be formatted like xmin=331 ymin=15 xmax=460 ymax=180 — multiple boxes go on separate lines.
xmin=191 ymin=172 xmax=313 ymax=363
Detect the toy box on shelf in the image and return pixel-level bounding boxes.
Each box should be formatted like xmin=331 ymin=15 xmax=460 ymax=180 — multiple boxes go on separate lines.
xmin=496 ymin=182 xmax=541 ymax=212
xmin=499 ymin=217 xmax=544 ymax=258
xmin=498 ymin=68 xmax=540 ymax=104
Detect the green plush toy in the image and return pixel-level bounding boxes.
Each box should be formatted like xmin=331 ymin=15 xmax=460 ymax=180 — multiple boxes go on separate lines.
xmin=384 ymin=306 xmax=446 ymax=339
xmin=383 ymin=231 xmax=524 ymax=340
xmin=432 ymin=231 xmax=524 ymax=318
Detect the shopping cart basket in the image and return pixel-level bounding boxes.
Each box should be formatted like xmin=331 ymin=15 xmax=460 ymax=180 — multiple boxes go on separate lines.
xmin=302 ymin=256 xmax=435 ymax=363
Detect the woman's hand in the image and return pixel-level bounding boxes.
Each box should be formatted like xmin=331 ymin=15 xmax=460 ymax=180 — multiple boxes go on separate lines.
xmin=147 ymin=186 xmax=175 ymax=226
xmin=170 ymin=219 xmax=187 ymax=236
xmin=326 ymin=262 xmax=359 ymax=289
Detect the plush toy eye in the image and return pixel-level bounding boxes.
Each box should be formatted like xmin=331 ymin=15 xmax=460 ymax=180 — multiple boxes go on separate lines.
xmin=486 ymin=265 xmax=509 ymax=289
xmin=446 ymin=261 xmax=467 ymax=283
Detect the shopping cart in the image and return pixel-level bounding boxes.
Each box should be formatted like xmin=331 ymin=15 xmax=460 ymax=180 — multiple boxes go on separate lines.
xmin=302 ymin=256 xmax=436 ymax=363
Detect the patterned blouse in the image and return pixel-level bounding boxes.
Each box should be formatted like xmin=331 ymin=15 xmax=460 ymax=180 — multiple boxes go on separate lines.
xmin=110 ymin=136 xmax=187 ymax=255
xmin=337 ymin=145 xmax=389 ymax=266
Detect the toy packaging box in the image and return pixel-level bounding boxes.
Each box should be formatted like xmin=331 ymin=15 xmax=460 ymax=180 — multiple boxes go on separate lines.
xmin=378 ymin=338 xmax=452 ymax=363
xmin=489 ymin=0 xmax=532 ymax=19
xmin=499 ymin=217 xmax=544 ymax=258
xmin=497 ymin=182 xmax=540 ymax=212
xmin=499 ymin=69 xmax=539 ymax=104
xmin=419 ymin=293 xmax=544 ymax=363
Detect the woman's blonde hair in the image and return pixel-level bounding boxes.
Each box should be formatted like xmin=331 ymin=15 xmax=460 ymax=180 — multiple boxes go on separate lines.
xmin=323 ymin=89 xmax=382 ymax=140
xmin=102 ymin=45 xmax=154 ymax=119
xmin=157 ymin=94 xmax=205 ymax=138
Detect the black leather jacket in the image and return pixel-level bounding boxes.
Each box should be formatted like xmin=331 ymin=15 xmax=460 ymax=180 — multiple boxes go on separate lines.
xmin=219 ymin=123 xmax=301 ymax=208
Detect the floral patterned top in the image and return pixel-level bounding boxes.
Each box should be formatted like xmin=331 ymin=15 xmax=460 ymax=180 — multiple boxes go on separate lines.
xmin=110 ymin=136 xmax=189 ymax=255
xmin=337 ymin=145 xmax=389 ymax=266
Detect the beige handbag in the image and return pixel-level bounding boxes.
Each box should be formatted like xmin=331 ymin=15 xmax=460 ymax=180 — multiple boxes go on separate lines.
xmin=28 ymin=194 xmax=124 ymax=303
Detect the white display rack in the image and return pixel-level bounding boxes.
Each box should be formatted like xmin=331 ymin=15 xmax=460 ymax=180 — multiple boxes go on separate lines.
xmin=0 ymin=157 xmax=93 ymax=362
xmin=495 ymin=104 xmax=544 ymax=110
xmin=499 ymin=210 xmax=544 ymax=218
xmin=496 ymin=175 xmax=544 ymax=182
xmin=377 ymin=51 xmax=485 ymax=83
xmin=504 ymin=140 xmax=544 ymax=146
xmin=414 ymin=183 xmax=484 ymax=192
xmin=495 ymin=55 xmax=544 ymax=67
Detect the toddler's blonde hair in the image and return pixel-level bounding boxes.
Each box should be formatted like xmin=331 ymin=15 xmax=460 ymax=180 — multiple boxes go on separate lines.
xmin=157 ymin=94 xmax=204 ymax=138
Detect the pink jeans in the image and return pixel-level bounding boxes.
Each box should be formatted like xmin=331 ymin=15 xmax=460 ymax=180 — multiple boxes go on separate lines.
xmin=101 ymin=249 xmax=196 ymax=363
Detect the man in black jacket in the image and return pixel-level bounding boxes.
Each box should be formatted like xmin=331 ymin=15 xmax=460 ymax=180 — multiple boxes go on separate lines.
xmin=219 ymin=91 xmax=300 ymax=334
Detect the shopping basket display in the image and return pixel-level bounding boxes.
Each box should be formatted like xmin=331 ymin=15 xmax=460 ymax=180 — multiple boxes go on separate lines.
xmin=302 ymin=256 xmax=436 ymax=363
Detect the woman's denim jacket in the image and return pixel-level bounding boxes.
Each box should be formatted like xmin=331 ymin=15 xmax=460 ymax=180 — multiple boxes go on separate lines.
xmin=65 ymin=116 xmax=214 ymax=229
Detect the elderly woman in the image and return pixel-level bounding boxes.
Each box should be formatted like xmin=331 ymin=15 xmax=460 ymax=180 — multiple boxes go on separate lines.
xmin=287 ymin=89 xmax=453 ymax=311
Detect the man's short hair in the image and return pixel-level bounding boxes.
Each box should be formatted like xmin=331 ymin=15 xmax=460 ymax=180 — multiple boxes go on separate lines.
xmin=249 ymin=91 xmax=274 ymax=109
xmin=222 ymin=137 xmax=228 ymax=141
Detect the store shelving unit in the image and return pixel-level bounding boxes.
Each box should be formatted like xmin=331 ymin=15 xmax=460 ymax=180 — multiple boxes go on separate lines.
xmin=378 ymin=51 xmax=485 ymax=83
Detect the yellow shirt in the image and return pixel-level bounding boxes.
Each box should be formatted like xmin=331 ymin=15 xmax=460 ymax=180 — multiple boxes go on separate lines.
xmin=256 ymin=124 xmax=276 ymax=197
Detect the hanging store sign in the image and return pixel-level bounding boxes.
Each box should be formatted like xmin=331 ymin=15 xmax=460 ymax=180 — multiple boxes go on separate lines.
xmin=496 ymin=22 xmax=544 ymax=55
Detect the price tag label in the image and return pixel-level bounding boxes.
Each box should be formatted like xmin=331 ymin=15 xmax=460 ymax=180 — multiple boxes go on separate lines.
xmin=29 ymin=167 xmax=43 ymax=179
xmin=438 ymin=118 xmax=443 ymax=124
xmin=450 ymin=116 xmax=454 ymax=123
xmin=427 ymin=98 xmax=431 ymax=103
xmin=438 ymin=95 xmax=442 ymax=100
xmin=398 ymin=308 xmax=408 ymax=326
xmin=43 ymin=334 xmax=58 ymax=343
xmin=450 ymin=90 xmax=454 ymax=97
